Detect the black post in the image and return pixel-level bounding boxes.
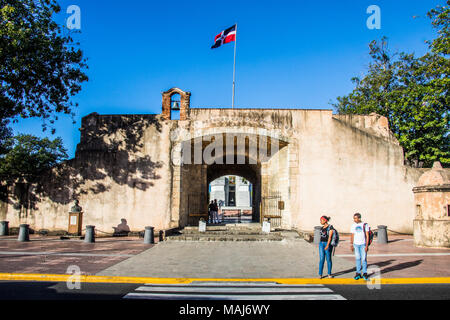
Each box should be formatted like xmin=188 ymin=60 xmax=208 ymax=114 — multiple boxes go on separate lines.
xmin=18 ymin=224 xmax=30 ymax=242
xmin=144 ymin=226 xmax=155 ymax=244
xmin=0 ymin=221 xmax=9 ymax=236
xmin=84 ymin=225 xmax=95 ymax=243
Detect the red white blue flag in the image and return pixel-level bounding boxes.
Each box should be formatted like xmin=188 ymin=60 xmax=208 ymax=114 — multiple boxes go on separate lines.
xmin=211 ymin=25 xmax=236 ymax=49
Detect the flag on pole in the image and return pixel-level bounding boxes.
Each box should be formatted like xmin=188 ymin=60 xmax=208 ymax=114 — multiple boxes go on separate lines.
xmin=211 ymin=25 xmax=236 ymax=49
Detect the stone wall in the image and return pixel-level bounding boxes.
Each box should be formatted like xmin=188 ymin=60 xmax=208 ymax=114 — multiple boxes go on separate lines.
xmin=2 ymin=113 xmax=177 ymax=233
xmin=0 ymin=103 xmax=429 ymax=235
xmin=293 ymin=110 xmax=425 ymax=233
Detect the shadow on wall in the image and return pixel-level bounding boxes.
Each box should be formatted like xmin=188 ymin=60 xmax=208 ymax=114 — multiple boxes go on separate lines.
xmin=113 ymin=218 xmax=131 ymax=236
xmin=3 ymin=114 xmax=164 ymax=215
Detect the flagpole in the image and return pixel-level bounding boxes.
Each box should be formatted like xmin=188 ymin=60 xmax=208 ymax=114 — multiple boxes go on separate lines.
xmin=232 ymin=23 xmax=237 ymax=109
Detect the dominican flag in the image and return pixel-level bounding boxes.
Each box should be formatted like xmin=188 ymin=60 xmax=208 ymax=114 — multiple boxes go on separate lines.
xmin=211 ymin=24 xmax=236 ymax=49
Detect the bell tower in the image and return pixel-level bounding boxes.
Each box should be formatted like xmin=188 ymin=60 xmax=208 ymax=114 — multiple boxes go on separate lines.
xmin=162 ymin=88 xmax=191 ymax=120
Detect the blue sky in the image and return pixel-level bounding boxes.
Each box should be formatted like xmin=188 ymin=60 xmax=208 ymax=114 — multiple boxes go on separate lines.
xmin=11 ymin=0 xmax=443 ymax=158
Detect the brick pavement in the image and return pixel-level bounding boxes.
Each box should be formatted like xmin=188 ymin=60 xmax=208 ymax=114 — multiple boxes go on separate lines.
xmin=0 ymin=235 xmax=153 ymax=275
xmin=335 ymin=235 xmax=450 ymax=278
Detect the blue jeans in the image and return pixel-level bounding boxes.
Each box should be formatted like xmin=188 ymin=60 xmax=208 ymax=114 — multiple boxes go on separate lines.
xmin=318 ymin=241 xmax=333 ymax=276
xmin=353 ymin=244 xmax=368 ymax=274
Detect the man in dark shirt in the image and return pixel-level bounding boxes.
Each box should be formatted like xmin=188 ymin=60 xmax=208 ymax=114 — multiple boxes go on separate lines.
xmin=213 ymin=199 xmax=219 ymax=224
xmin=208 ymin=201 xmax=215 ymax=224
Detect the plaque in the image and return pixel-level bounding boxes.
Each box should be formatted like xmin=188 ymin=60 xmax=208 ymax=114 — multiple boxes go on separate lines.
xmin=262 ymin=221 xmax=271 ymax=233
xmin=199 ymin=220 xmax=206 ymax=233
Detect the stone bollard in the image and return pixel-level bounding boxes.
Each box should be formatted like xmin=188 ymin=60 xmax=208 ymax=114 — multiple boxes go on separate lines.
xmin=314 ymin=226 xmax=322 ymax=244
xmin=377 ymin=225 xmax=388 ymax=244
xmin=144 ymin=226 xmax=155 ymax=244
xmin=0 ymin=221 xmax=9 ymax=236
xmin=84 ymin=225 xmax=95 ymax=243
xmin=18 ymin=224 xmax=30 ymax=242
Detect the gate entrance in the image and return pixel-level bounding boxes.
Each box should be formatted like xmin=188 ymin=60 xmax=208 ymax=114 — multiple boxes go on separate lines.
xmin=261 ymin=191 xmax=283 ymax=228
xmin=177 ymin=131 xmax=289 ymax=228
xmin=208 ymin=175 xmax=254 ymax=224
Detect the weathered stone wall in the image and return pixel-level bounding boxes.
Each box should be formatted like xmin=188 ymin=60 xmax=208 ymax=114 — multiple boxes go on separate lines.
xmin=2 ymin=113 xmax=177 ymax=233
xmin=414 ymin=219 xmax=450 ymax=248
xmin=293 ymin=110 xmax=425 ymax=233
xmin=0 ymin=103 xmax=430 ymax=235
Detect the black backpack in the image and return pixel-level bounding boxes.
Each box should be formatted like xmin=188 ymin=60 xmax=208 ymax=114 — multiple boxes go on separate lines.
xmin=364 ymin=223 xmax=374 ymax=246
xmin=327 ymin=225 xmax=340 ymax=247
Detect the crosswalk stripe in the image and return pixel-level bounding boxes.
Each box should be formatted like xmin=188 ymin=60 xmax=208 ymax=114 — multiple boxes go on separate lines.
xmin=135 ymin=286 xmax=333 ymax=294
xmin=124 ymin=293 xmax=347 ymax=300
xmin=123 ymin=281 xmax=346 ymax=300
xmin=144 ymin=282 xmax=325 ymax=287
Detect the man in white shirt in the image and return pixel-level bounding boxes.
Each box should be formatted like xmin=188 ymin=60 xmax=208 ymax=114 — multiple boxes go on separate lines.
xmin=350 ymin=213 xmax=370 ymax=280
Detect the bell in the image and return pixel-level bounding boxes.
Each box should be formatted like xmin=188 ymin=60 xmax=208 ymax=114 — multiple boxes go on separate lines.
xmin=172 ymin=101 xmax=180 ymax=110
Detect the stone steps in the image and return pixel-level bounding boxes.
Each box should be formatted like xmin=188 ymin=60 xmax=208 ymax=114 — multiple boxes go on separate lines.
xmin=165 ymin=224 xmax=302 ymax=242
xmin=165 ymin=234 xmax=284 ymax=242
xmin=180 ymin=230 xmax=282 ymax=236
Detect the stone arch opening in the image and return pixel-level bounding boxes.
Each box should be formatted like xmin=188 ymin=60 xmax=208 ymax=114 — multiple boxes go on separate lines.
xmin=208 ymin=175 xmax=255 ymax=223
xmin=207 ymin=163 xmax=261 ymax=223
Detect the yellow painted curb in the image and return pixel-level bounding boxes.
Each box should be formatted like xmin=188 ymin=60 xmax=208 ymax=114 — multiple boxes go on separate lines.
xmin=0 ymin=273 xmax=450 ymax=285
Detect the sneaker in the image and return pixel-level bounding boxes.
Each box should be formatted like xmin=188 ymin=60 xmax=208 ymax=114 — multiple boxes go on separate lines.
xmin=327 ymin=275 xmax=334 ymax=279
xmin=354 ymin=273 xmax=361 ymax=280
xmin=362 ymin=273 xmax=369 ymax=280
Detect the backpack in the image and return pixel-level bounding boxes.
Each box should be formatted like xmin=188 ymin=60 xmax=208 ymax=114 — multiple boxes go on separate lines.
xmin=364 ymin=223 xmax=374 ymax=246
xmin=327 ymin=225 xmax=340 ymax=247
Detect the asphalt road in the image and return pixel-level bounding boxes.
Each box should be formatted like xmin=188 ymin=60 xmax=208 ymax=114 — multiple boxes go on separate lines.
xmin=0 ymin=281 xmax=448 ymax=300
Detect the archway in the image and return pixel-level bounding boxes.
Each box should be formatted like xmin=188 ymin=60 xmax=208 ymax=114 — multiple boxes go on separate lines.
xmin=177 ymin=131 xmax=288 ymax=227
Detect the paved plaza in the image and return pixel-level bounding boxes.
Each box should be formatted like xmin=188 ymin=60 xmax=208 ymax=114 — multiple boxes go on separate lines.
xmin=0 ymin=233 xmax=449 ymax=280
xmin=97 ymin=239 xmax=356 ymax=279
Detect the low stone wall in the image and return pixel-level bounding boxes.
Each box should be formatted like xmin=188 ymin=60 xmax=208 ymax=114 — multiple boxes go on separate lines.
xmin=414 ymin=219 xmax=450 ymax=248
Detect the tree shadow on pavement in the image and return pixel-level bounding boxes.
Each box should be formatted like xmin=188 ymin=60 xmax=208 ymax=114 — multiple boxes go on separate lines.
xmin=379 ymin=260 xmax=423 ymax=275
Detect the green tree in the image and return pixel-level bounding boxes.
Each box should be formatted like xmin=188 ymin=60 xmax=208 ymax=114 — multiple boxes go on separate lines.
xmin=0 ymin=0 xmax=88 ymax=134
xmin=0 ymin=134 xmax=68 ymax=183
xmin=332 ymin=2 xmax=449 ymax=168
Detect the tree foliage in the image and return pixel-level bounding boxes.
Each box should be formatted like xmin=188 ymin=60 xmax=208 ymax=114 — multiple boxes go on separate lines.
xmin=332 ymin=2 xmax=449 ymax=168
xmin=0 ymin=0 xmax=88 ymax=133
xmin=0 ymin=0 xmax=87 ymax=182
xmin=0 ymin=134 xmax=68 ymax=183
